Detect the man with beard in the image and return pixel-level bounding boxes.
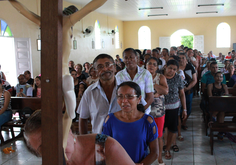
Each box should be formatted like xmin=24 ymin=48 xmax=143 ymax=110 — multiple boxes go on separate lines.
xmin=78 ymin=54 xmax=121 ymax=134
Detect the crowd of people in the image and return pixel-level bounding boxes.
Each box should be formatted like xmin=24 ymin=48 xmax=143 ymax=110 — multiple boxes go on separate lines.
xmin=1 ymin=46 xmax=236 ymax=165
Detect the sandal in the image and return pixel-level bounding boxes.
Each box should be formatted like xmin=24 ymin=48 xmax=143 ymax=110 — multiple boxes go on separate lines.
xmin=181 ymin=125 xmax=188 ymax=130
xmin=172 ymin=145 xmax=179 ymax=152
xmin=177 ymin=135 xmax=184 ymax=141
xmin=164 ymin=150 xmax=172 ymax=160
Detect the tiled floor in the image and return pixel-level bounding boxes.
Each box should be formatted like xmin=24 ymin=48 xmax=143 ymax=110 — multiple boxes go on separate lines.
xmin=1 ymin=97 xmax=236 ymax=165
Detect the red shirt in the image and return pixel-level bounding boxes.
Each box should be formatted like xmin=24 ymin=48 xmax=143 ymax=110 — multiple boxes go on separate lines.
xmin=225 ymin=55 xmax=231 ymax=59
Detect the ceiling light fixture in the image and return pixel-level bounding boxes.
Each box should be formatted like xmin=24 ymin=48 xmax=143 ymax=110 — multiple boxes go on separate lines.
xmin=198 ymin=4 xmax=224 ymax=7
xmin=196 ymin=11 xmax=218 ymax=14
xmin=148 ymin=14 xmax=168 ymax=17
xmin=139 ymin=7 xmax=163 ymax=10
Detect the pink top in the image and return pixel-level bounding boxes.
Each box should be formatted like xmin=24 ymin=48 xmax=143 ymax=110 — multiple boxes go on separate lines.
xmin=37 ymin=88 xmax=41 ymax=98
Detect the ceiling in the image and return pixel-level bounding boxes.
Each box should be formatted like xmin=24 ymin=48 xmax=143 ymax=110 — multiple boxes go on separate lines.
xmin=66 ymin=0 xmax=236 ymax=21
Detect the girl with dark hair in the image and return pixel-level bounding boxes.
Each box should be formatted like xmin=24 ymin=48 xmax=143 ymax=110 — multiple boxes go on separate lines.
xmin=146 ymin=57 xmax=168 ymax=165
xmin=33 ymin=76 xmax=41 ymax=98
xmin=0 ymin=79 xmax=12 ymax=128
xmin=102 ymin=81 xmax=158 ymax=164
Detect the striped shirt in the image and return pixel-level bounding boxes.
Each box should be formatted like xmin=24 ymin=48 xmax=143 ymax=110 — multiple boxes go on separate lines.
xmin=0 ymin=90 xmax=11 ymax=110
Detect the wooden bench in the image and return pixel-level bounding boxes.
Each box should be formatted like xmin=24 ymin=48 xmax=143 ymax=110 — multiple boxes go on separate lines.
xmin=203 ymin=87 xmax=236 ymax=136
xmin=208 ymin=96 xmax=236 ymax=155
xmin=0 ymin=97 xmax=41 ymax=146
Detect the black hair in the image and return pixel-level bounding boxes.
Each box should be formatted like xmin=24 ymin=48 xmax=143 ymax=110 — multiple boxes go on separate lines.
xmin=214 ymin=71 xmax=223 ymax=77
xmin=70 ymin=69 xmax=76 ymax=73
xmin=123 ymin=48 xmax=137 ymax=57
xmin=156 ymin=47 xmax=161 ymax=52
xmin=146 ymin=57 xmax=159 ymax=64
xmin=117 ymin=81 xmax=145 ymax=113
xmin=171 ymin=46 xmax=177 ymax=51
xmin=135 ymin=49 xmax=142 ymax=56
xmin=210 ymin=61 xmax=217 ymax=67
xmin=169 ymin=55 xmax=180 ymax=62
xmin=152 ymin=49 xmax=159 ymax=53
xmin=24 ymin=70 xmax=31 ymax=75
xmin=163 ymin=48 xmax=169 ymax=54
xmin=183 ymin=46 xmax=188 ymax=50
xmin=0 ymin=79 xmax=2 ymax=84
xmin=144 ymin=54 xmax=151 ymax=58
xmin=33 ymin=76 xmax=41 ymax=97
xmin=187 ymin=48 xmax=193 ymax=52
xmin=63 ymin=5 xmax=78 ymax=16
xmin=83 ymin=62 xmax=90 ymax=69
xmin=93 ymin=54 xmax=114 ymax=66
xmin=142 ymin=49 xmax=147 ymax=55
xmin=166 ymin=59 xmax=179 ymax=69
xmin=79 ymin=82 xmax=87 ymax=92
xmin=232 ymin=50 xmax=235 ymax=52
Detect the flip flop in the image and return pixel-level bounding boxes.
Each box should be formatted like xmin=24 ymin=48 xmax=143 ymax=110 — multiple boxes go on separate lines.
xmin=177 ymin=135 xmax=184 ymax=141
xmin=165 ymin=150 xmax=172 ymax=160
xmin=172 ymin=145 xmax=179 ymax=152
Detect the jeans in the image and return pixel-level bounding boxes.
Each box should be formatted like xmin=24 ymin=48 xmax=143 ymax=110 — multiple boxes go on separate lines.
xmin=181 ymin=92 xmax=193 ymax=116
xmin=0 ymin=110 xmax=12 ymax=127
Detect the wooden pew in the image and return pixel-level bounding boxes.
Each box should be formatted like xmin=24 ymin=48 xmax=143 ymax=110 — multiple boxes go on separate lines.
xmin=0 ymin=97 xmax=41 ymax=146
xmin=203 ymin=87 xmax=236 ymax=136
xmin=208 ymin=96 xmax=236 ymax=155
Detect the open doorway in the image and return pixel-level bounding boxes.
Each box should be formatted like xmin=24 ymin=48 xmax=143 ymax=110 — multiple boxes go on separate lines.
xmin=0 ymin=19 xmax=17 ymax=86
xmin=170 ymin=29 xmax=194 ymax=48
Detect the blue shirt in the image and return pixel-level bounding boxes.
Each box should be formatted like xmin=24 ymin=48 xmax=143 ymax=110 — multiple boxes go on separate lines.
xmin=201 ymin=71 xmax=226 ymax=86
xmin=102 ymin=113 xmax=158 ymax=163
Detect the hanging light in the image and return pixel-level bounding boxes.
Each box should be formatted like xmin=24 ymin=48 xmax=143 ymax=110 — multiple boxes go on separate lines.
xmin=37 ymin=35 xmax=41 ymax=51
xmin=73 ymin=37 xmax=77 ymax=50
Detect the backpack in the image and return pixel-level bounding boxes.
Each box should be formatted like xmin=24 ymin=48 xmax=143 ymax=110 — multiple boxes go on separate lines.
xmin=18 ymin=107 xmax=33 ymax=124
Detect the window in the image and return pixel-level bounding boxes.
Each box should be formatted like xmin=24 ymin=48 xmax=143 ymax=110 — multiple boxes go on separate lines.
xmin=95 ymin=20 xmax=101 ymax=49
xmin=217 ymin=22 xmax=230 ymax=48
xmin=138 ymin=26 xmax=151 ymax=49
xmin=115 ymin=26 xmax=119 ymax=49
xmin=1 ymin=19 xmax=13 ymax=37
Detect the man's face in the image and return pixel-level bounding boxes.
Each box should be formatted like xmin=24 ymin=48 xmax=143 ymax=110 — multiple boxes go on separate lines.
xmin=187 ymin=50 xmax=193 ymax=57
xmin=94 ymin=58 xmax=115 ymax=82
xmin=210 ymin=64 xmax=218 ymax=74
xmin=170 ymin=50 xmax=176 ymax=56
xmin=69 ymin=61 xmax=74 ymax=68
xmin=228 ymin=52 xmax=232 ymax=57
xmin=219 ymin=53 xmax=222 ymax=57
xmin=18 ymin=75 xmax=26 ymax=85
xmin=151 ymin=51 xmax=159 ymax=59
xmin=162 ymin=49 xmax=168 ymax=57
xmin=123 ymin=50 xmax=138 ymax=68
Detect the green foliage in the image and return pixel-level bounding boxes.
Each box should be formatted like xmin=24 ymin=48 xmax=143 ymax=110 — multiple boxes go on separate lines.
xmin=181 ymin=35 xmax=193 ymax=48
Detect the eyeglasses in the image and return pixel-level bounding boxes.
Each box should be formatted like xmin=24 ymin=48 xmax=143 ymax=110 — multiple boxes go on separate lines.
xmin=147 ymin=62 xmax=157 ymax=67
xmin=117 ymin=94 xmax=138 ymax=100
xmin=96 ymin=62 xmax=114 ymax=70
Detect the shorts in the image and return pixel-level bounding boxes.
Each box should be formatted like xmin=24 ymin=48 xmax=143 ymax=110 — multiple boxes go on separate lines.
xmin=164 ymin=108 xmax=179 ymax=133
xmin=154 ymin=115 xmax=165 ymax=138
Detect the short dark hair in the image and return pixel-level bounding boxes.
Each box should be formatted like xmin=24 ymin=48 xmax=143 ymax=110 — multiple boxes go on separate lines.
xmin=156 ymin=47 xmax=161 ymax=52
xmin=210 ymin=61 xmax=218 ymax=67
xmin=152 ymin=49 xmax=159 ymax=53
xmin=169 ymin=55 xmax=180 ymax=62
xmin=83 ymin=62 xmax=90 ymax=68
xmin=117 ymin=81 xmax=145 ymax=113
xmin=146 ymin=57 xmax=159 ymax=65
xmin=163 ymin=48 xmax=169 ymax=54
xmin=187 ymin=48 xmax=193 ymax=52
xmin=214 ymin=71 xmax=223 ymax=77
xmin=93 ymin=54 xmax=114 ymax=66
xmin=232 ymin=49 xmax=235 ymax=53
xmin=123 ymin=48 xmax=137 ymax=57
xmin=166 ymin=59 xmax=179 ymax=69
xmin=135 ymin=49 xmax=142 ymax=56
xmin=171 ymin=46 xmax=177 ymax=51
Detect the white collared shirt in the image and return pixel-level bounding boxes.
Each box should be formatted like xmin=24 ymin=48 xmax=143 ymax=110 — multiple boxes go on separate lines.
xmin=77 ymin=79 xmax=121 ymax=134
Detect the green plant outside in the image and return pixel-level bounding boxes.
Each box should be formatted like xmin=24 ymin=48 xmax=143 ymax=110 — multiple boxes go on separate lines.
xmin=181 ymin=35 xmax=193 ymax=48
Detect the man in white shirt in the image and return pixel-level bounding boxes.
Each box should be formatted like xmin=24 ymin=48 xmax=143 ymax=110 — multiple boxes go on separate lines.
xmin=78 ymin=54 xmax=120 ymax=134
xmin=15 ymin=74 xmax=33 ymax=97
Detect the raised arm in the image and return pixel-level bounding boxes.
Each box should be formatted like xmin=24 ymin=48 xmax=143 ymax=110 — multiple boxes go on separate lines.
xmin=9 ymin=0 xmax=40 ymax=26
xmin=69 ymin=0 xmax=107 ymax=26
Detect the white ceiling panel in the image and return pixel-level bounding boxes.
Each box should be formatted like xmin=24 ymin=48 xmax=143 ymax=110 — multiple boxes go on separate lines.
xmin=65 ymin=0 xmax=236 ymax=21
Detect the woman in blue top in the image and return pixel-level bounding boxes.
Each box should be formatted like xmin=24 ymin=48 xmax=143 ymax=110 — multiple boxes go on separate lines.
xmin=102 ymin=81 xmax=158 ymax=165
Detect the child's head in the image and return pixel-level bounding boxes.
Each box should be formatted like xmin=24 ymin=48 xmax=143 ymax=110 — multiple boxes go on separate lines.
xmin=79 ymin=82 xmax=87 ymax=94
xmin=35 ymin=76 xmax=41 ymax=87
xmin=214 ymin=72 xmax=223 ymax=83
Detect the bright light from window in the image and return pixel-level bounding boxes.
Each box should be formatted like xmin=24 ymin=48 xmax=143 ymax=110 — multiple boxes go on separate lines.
xmin=170 ymin=29 xmax=193 ymax=47
xmin=115 ymin=26 xmax=119 ymax=49
xmin=217 ymin=22 xmax=230 ymax=48
xmin=95 ymin=20 xmax=101 ymax=49
xmin=138 ymin=26 xmax=151 ymax=49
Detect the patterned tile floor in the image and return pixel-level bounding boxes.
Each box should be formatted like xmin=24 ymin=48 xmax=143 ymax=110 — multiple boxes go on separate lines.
xmin=1 ymin=97 xmax=236 ymax=165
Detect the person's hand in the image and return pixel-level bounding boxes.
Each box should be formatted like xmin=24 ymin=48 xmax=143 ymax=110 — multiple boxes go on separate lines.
xmin=184 ymin=87 xmax=189 ymax=92
xmin=182 ymin=110 xmax=187 ymax=120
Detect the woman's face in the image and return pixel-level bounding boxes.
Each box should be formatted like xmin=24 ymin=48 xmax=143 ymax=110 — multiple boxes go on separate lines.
xmin=117 ymin=85 xmax=141 ymax=113
xmin=146 ymin=59 xmax=158 ymax=74
xmin=79 ymin=84 xmax=85 ymax=93
xmin=35 ymin=78 xmax=41 ymax=87
xmin=70 ymin=71 xmax=77 ymax=80
xmin=179 ymin=55 xmax=187 ymax=66
xmin=123 ymin=50 xmax=137 ymax=69
xmin=75 ymin=65 xmax=82 ymax=73
xmin=89 ymin=68 xmax=97 ymax=77
xmin=215 ymin=73 xmax=223 ymax=83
